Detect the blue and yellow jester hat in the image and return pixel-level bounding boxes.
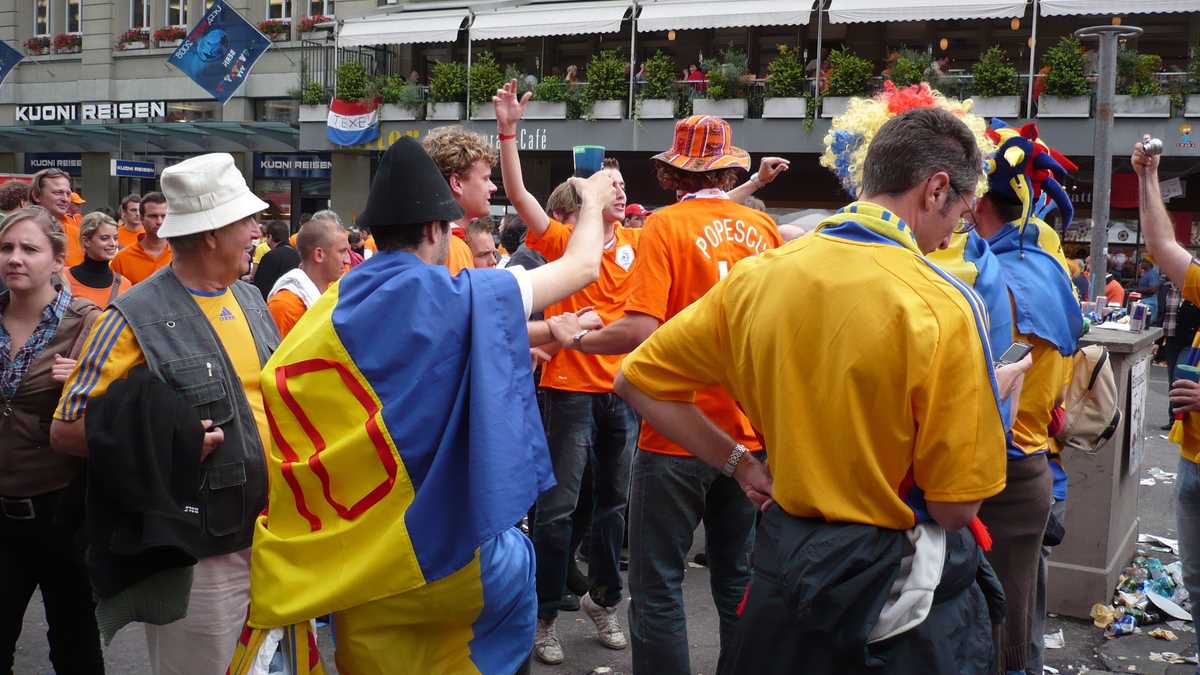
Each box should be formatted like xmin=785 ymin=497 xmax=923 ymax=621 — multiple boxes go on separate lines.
xmin=984 ymin=119 xmax=1079 ymax=232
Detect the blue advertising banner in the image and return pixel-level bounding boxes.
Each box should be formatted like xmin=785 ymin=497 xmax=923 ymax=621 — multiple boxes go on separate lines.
xmin=111 ymin=159 xmax=157 ymax=178
xmin=169 ymin=0 xmax=270 ymax=104
xmin=26 ymin=153 xmax=82 ymax=177
xmin=0 ymin=40 xmax=22 ymax=90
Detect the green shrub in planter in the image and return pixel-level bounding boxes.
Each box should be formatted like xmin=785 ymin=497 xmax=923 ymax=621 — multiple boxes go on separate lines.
xmin=503 ymin=64 xmax=535 ymax=97
xmin=889 ymin=49 xmax=929 ymax=88
xmin=701 ymin=47 xmax=748 ymax=101
xmin=429 ymin=61 xmax=467 ymax=103
xmin=825 ymin=46 xmax=874 ymax=97
xmin=469 ymin=51 xmax=505 ymax=105
xmin=642 ymin=50 xmax=677 ymax=100
xmin=585 ymin=49 xmax=628 ymax=103
xmin=381 ymin=75 xmax=425 ymax=113
xmin=1043 ymin=36 xmax=1089 ymax=97
xmin=1118 ymin=47 xmax=1163 ymax=97
xmin=765 ymin=44 xmax=805 ymax=98
xmin=335 ymin=61 xmax=372 ymax=101
xmin=295 ymin=80 xmax=328 ymax=105
xmin=972 ymin=46 xmax=1019 ymax=97
xmin=534 ymin=75 xmax=569 ymax=102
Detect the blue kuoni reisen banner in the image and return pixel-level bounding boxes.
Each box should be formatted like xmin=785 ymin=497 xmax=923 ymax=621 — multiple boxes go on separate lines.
xmin=169 ymin=0 xmax=271 ymax=104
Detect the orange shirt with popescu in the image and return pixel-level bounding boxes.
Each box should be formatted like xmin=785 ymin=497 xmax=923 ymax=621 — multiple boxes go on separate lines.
xmin=110 ymin=237 xmax=174 ymax=284
xmin=60 ymin=213 xmax=84 ymax=267
xmin=62 ymin=268 xmax=132 ymax=309
xmin=117 ymin=224 xmax=142 ymax=250
xmin=625 ymin=197 xmax=783 ymax=457
xmin=268 ymin=289 xmax=308 ymax=339
xmin=447 ymin=234 xmax=474 ymax=275
xmin=526 ymin=218 xmax=643 ymax=393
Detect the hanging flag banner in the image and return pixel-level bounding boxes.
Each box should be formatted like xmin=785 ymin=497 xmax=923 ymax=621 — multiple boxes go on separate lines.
xmin=327 ymin=98 xmax=381 ymax=147
xmin=0 ymin=40 xmax=22 ymax=90
xmin=169 ymin=0 xmax=270 ymax=104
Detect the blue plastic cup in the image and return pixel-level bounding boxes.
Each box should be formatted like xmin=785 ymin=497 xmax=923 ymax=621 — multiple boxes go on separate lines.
xmin=573 ymin=145 xmax=605 ymax=178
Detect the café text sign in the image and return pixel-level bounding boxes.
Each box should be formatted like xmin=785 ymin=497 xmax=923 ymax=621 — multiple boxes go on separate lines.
xmin=16 ymin=101 xmax=167 ymax=123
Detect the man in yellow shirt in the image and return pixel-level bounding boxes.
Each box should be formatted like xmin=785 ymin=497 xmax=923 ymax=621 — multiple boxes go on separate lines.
xmin=614 ymin=107 xmax=1010 ymax=673
xmin=51 ymin=153 xmax=278 ymax=675
xmin=1136 ymin=137 xmax=1200 ymax=659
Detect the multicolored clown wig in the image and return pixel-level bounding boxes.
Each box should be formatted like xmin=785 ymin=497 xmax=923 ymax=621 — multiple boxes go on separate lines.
xmin=819 ymin=82 xmax=995 ymax=199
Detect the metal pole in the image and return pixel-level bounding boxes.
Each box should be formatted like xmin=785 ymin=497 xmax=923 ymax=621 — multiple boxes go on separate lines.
xmin=466 ymin=23 xmax=473 ymax=114
xmin=813 ymin=0 xmax=824 ymax=98
xmin=628 ymin=3 xmax=637 ymax=116
xmin=1077 ymin=25 xmax=1143 ymax=301
xmin=1025 ymin=0 xmax=1038 ymax=119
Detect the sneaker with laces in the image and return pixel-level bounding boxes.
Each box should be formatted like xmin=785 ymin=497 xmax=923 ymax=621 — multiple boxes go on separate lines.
xmin=581 ymin=592 xmax=628 ymax=650
xmin=534 ymin=618 xmax=564 ymax=664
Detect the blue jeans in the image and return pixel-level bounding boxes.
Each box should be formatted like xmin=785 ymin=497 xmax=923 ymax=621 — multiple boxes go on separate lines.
xmin=1176 ymin=457 xmax=1200 ymax=657
xmin=532 ymin=390 xmax=637 ymax=621
xmin=627 ymin=449 xmax=758 ymax=675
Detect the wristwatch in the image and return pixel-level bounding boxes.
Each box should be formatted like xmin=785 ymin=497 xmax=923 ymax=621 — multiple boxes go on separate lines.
xmin=721 ymin=443 xmax=749 ymax=478
xmin=571 ymin=329 xmax=591 ymax=351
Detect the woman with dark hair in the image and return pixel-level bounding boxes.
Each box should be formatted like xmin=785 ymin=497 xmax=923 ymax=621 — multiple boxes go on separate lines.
xmin=0 ymin=206 xmax=103 ymax=674
xmin=62 ymin=211 xmax=132 ymax=309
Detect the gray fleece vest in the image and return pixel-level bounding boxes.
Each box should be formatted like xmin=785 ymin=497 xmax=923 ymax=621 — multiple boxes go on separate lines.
xmin=109 ymin=266 xmax=279 ymax=555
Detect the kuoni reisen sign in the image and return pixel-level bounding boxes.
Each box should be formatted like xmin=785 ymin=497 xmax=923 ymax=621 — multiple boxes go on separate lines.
xmin=111 ymin=159 xmax=157 ymax=178
xmin=17 ymin=101 xmax=167 ymax=122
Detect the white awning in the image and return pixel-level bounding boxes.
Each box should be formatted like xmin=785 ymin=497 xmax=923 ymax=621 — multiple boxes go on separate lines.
xmin=470 ymin=1 xmax=632 ymax=41
xmin=637 ymin=0 xmax=811 ymax=31
xmin=827 ymin=0 xmax=1028 ymax=23
xmin=339 ymin=9 xmax=469 ymax=47
xmin=1041 ymin=0 xmax=1200 ymax=15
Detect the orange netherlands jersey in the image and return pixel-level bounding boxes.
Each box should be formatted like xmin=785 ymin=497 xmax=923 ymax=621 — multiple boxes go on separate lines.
xmin=116 ymin=224 xmax=142 ymax=250
xmin=63 ymin=268 xmax=132 ymax=309
xmin=526 ymin=219 xmax=643 ymax=393
xmin=60 ymin=214 xmax=84 ymax=267
xmin=626 ymin=197 xmax=783 ymax=457
xmin=447 ymin=233 xmax=474 ymax=276
xmin=268 ymin=289 xmax=308 ymax=338
xmin=363 ymin=234 xmax=378 ymax=252
xmin=110 ymin=238 xmax=173 ymax=285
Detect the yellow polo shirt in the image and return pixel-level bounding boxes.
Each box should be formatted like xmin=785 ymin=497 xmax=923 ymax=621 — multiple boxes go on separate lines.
xmin=55 ymin=288 xmax=270 ymax=453
xmin=621 ymin=230 xmax=1007 ymax=530
xmin=1173 ymin=262 xmax=1200 ymax=462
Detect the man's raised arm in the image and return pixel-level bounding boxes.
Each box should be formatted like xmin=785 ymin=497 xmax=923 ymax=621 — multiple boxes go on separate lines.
xmin=495 ymin=80 xmax=552 ymax=237
xmin=524 ymin=171 xmax=615 ymax=312
xmin=1134 ymin=138 xmax=1192 ymax=286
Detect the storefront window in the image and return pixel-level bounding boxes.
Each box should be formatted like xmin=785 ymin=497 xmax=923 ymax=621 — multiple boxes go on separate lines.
xmin=67 ymin=0 xmax=81 ymax=33
xmin=256 ymin=99 xmax=299 ymax=124
xmin=268 ymin=0 xmax=291 ymax=20
xmin=131 ymin=0 xmax=150 ymax=28
xmin=34 ymin=0 xmax=50 ymax=35
xmin=255 ymin=178 xmax=293 ymax=221
xmin=309 ymin=0 xmax=334 ymax=16
xmin=164 ymin=101 xmax=219 ymax=122
xmin=166 ymin=0 xmax=188 ymax=26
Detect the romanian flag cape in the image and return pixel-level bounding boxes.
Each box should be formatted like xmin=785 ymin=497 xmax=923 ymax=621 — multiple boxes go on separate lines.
xmin=987 ymin=218 xmax=1081 ymax=357
xmin=241 ymin=251 xmax=553 ymax=673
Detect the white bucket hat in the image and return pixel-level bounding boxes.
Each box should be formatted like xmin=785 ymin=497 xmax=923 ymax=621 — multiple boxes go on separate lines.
xmin=158 ymin=153 xmax=270 ymax=238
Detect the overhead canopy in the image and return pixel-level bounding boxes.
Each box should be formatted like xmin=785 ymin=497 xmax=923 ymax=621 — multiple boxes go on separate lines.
xmin=471 ymin=1 xmax=632 ymax=40
xmin=1040 ymin=0 xmax=1200 ymax=15
xmin=826 ymin=0 xmax=1027 ymax=23
xmin=637 ymin=0 xmax=811 ymax=31
xmin=339 ymin=8 xmax=469 ymax=47
xmin=0 ymin=122 xmax=298 ymax=153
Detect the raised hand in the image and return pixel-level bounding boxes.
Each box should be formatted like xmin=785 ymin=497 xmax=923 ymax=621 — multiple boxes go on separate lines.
xmin=494 ymin=79 xmax=532 ymax=135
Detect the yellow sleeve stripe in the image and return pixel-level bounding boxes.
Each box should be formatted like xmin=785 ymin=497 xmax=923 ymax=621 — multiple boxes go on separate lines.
xmin=57 ymin=311 xmax=129 ymax=420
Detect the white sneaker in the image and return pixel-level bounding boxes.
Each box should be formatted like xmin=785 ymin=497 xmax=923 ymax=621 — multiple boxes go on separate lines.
xmin=534 ymin=618 xmax=564 ymax=664
xmin=581 ymin=592 xmax=628 ymax=650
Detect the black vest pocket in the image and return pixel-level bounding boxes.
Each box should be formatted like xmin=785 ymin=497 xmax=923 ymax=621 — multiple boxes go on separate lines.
xmin=160 ymin=353 xmax=235 ymax=426
xmin=201 ymin=461 xmax=246 ymax=537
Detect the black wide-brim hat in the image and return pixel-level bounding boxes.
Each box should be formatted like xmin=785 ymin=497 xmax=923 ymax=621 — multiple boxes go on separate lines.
xmin=356 ymin=137 xmax=463 ymax=230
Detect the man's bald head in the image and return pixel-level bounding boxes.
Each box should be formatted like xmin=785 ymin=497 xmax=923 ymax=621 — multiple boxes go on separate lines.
xmin=297 ymin=216 xmax=343 ymax=260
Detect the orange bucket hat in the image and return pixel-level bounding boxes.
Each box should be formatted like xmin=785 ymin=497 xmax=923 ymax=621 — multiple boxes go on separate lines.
xmin=652 ymin=115 xmax=750 ymax=173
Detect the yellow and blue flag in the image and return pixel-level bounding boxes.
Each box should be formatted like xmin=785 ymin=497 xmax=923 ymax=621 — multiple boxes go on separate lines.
xmin=987 ymin=218 xmax=1081 ymax=357
xmin=244 ymin=251 xmax=552 ymax=673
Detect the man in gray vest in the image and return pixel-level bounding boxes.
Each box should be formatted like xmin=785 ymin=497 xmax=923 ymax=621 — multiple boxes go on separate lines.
xmin=51 ymin=153 xmax=277 ymax=675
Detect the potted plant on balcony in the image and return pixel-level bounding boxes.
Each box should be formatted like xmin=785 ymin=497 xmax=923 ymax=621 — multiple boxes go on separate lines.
xmin=428 ymin=60 xmax=467 ymax=120
xmin=1186 ymin=43 xmax=1200 ymax=117
xmin=299 ymin=14 xmax=334 ymax=40
xmin=258 ymin=19 xmax=291 ymax=43
xmin=822 ymin=46 xmax=873 ymax=118
xmin=969 ymin=46 xmax=1020 ymax=118
xmin=887 ymin=48 xmax=930 ymax=88
xmin=524 ymin=75 xmax=569 ymax=119
xmin=1038 ymin=36 xmax=1090 ymax=118
xmin=469 ymin=51 xmax=505 ymax=120
xmin=763 ymin=44 xmax=806 ymax=118
xmin=52 ymin=33 xmax=81 ymax=54
xmin=295 ymin=80 xmax=330 ymax=121
xmin=694 ymin=47 xmax=749 ymax=119
xmin=380 ymin=74 xmax=425 ymax=121
xmin=117 ymin=28 xmax=150 ymax=50
xmin=584 ymin=49 xmax=628 ymax=119
xmin=25 ymin=36 xmax=50 ymax=56
xmin=152 ymin=26 xmax=187 ymax=49
xmin=637 ymin=50 xmax=677 ymax=119
xmin=1115 ymin=47 xmax=1169 ymax=117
